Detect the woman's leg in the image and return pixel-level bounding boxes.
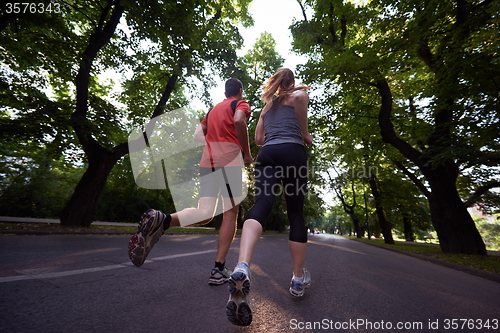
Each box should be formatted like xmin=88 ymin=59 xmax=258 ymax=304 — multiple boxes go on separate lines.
xmin=239 ymin=163 xmax=278 ymax=265
xmin=238 ymin=218 xmax=263 ymax=264
xmin=281 ymin=144 xmax=309 ymax=277
xmin=285 ymin=192 xmax=308 ymax=277
xmin=288 ymin=240 xmax=307 ymax=277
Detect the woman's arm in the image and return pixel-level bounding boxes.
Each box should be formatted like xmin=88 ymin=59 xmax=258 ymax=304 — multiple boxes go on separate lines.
xmin=293 ymin=91 xmax=313 ymax=147
xmin=255 ymin=102 xmax=272 ymax=146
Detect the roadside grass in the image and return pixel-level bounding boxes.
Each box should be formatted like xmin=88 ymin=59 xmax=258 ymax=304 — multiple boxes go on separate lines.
xmin=0 ymin=222 xmax=224 ymax=234
xmin=345 ymin=236 xmax=500 ymax=275
xmin=0 ymin=222 xmax=138 ymax=234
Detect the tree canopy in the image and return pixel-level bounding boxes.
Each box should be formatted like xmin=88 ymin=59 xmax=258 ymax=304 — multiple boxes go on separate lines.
xmin=291 ymin=0 xmax=499 ymax=254
xmin=1 ymin=0 xmax=254 ymax=226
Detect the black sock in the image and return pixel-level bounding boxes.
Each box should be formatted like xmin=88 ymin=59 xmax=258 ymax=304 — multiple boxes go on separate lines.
xmin=163 ymin=214 xmax=172 ymax=231
xmin=215 ymin=261 xmax=225 ymax=271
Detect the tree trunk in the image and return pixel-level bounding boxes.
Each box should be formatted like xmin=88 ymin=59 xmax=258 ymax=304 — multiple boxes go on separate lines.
xmin=60 ymin=146 xmax=125 ymax=227
xmin=403 ymin=214 xmax=414 ymax=242
xmin=351 ymin=214 xmax=363 ymax=238
xmin=369 ymin=175 xmax=394 ymax=244
xmin=425 ymin=164 xmax=486 ymax=254
xmin=376 ymin=79 xmax=486 ymax=254
xmin=334 ymin=183 xmax=363 ymax=238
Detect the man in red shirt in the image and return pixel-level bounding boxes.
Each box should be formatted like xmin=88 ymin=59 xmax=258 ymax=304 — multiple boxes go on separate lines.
xmin=128 ymin=78 xmax=253 ymax=285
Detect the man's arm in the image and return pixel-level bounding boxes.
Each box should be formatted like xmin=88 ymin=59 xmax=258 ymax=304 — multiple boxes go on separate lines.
xmin=193 ymin=123 xmax=207 ymax=143
xmin=234 ymin=109 xmax=253 ymax=165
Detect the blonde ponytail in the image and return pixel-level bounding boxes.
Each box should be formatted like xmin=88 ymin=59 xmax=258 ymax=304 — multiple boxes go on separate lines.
xmin=261 ymin=68 xmax=309 ymax=104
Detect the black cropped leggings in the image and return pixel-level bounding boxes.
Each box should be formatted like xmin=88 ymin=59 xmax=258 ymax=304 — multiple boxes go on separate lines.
xmin=245 ymin=143 xmax=308 ymax=243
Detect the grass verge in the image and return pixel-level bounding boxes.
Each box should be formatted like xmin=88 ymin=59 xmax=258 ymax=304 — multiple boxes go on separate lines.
xmin=346 ymin=236 xmax=500 ymax=275
xmin=0 ymin=222 xmax=138 ymax=234
xmin=0 ymin=222 xmax=294 ymax=236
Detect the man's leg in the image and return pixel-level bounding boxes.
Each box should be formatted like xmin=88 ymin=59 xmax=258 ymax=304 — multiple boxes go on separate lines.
xmin=128 ymin=197 xmax=217 ymax=267
xmin=216 ymin=198 xmax=239 ymax=263
xmin=208 ymin=197 xmax=239 ymax=285
xmin=170 ymin=196 xmax=218 ymax=227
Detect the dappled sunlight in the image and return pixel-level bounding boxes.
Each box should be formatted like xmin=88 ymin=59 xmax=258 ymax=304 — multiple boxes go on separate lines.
xmin=61 ymin=247 xmax=121 ymax=258
xmin=228 ymin=263 xmax=310 ymax=332
xmin=164 ymin=235 xmax=209 ymax=242
xmin=308 ymin=240 xmax=372 ymax=256
xmin=251 ymin=263 xmax=284 ymax=291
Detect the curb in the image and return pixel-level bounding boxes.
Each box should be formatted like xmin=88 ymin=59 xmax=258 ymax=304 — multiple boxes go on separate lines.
xmin=0 ymin=229 xmax=224 ymax=236
xmin=350 ymin=238 xmax=500 ymax=284
xmin=0 ymin=229 xmax=134 ymax=236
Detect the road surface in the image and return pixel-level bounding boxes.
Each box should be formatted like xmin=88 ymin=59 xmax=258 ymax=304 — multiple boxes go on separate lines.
xmin=0 ymin=233 xmax=499 ymax=332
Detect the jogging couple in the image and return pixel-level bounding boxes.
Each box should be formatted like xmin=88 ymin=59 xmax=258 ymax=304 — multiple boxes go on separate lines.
xmin=127 ymin=68 xmax=313 ymax=326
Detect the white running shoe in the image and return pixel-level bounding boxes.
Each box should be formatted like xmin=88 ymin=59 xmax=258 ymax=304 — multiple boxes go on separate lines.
xmin=226 ymin=262 xmax=252 ymax=326
xmin=289 ymin=268 xmax=311 ymax=297
xmin=209 ymin=266 xmax=231 ymax=285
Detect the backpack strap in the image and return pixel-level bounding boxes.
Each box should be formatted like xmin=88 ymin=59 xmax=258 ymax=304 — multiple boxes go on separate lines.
xmin=230 ymin=99 xmax=240 ymax=113
xmin=205 ymin=99 xmax=240 ymax=124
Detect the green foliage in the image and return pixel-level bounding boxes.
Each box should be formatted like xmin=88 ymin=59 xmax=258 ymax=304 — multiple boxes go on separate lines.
xmin=290 ymin=0 xmax=500 ymax=243
xmin=0 ymin=141 xmax=83 ymax=218
xmin=238 ymin=32 xmax=285 ymax=110
xmin=473 ymin=214 xmax=500 ymax=251
xmin=97 ymin=156 xmax=176 ymax=222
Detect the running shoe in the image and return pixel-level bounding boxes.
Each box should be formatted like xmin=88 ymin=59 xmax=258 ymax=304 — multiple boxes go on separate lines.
xmin=226 ymin=262 xmax=252 ymax=326
xmin=127 ymin=209 xmax=167 ymax=267
xmin=209 ymin=267 xmax=231 ymax=285
xmin=289 ymin=268 xmax=311 ymax=297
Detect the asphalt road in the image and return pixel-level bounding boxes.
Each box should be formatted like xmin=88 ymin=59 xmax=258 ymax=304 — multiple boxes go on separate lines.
xmin=0 ymin=233 xmax=499 ymax=333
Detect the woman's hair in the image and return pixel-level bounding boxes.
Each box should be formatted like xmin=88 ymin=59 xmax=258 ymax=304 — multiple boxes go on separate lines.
xmin=261 ymin=68 xmax=309 ymax=104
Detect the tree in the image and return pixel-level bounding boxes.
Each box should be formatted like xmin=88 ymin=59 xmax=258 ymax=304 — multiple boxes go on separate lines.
xmin=291 ymin=0 xmax=500 ymax=254
xmin=1 ymin=0 xmax=253 ymax=226
xmin=327 ymin=168 xmax=364 ymax=237
xmin=238 ymin=32 xmax=285 ymax=111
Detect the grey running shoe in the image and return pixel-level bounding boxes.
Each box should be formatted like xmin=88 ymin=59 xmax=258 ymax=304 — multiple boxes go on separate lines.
xmin=289 ymin=268 xmax=311 ymax=297
xmin=226 ymin=262 xmax=252 ymax=326
xmin=127 ymin=209 xmax=166 ymax=267
xmin=209 ymin=267 xmax=231 ymax=285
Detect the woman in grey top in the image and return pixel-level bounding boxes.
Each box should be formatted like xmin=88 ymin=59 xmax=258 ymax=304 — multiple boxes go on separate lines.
xmin=226 ymin=68 xmax=313 ymax=326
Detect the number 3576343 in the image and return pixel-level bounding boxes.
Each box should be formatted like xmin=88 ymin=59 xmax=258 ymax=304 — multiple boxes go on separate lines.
xmin=6 ymin=2 xmax=61 ymax=14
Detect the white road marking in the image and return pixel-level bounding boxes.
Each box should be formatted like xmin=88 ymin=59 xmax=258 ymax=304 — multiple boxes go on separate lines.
xmin=0 ymin=249 xmax=217 ymax=283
